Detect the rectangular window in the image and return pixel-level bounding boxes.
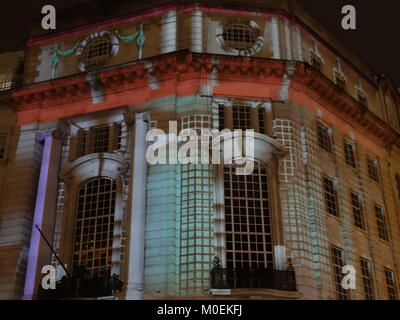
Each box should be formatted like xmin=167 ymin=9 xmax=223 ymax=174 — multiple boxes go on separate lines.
xmin=77 ymin=129 xmax=87 ymax=157
xmin=91 ymin=125 xmax=110 ymax=153
xmin=343 ymin=141 xmax=356 ymax=168
xmin=77 ymin=123 xmax=124 ymax=157
xmin=258 ymin=107 xmax=266 ymax=135
xmin=323 ymin=176 xmax=339 ymax=217
xmin=331 ymin=246 xmax=349 ymax=300
xmin=224 ymin=164 xmax=273 ymax=270
xmin=317 ymin=124 xmax=332 ymax=153
xmin=232 ymin=105 xmax=252 ymax=130
xmin=218 ymin=104 xmax=226 ymax=131
xmin=384 ymin=268 xmax=397 ymax=300
xmin=0 ymin=133 xmax=7 ymax=160
xmin=350 ymin=193 xmax=365 ymax=229
xmin=359 ymin=258 xmax=374 ymax=300
xmin=375 ymin=205 xmax=389 ymax=241
xmin=367 ymin=157 xmax=379 ymax=182
xmin=113 ymin=122 xmax=123 ymax=151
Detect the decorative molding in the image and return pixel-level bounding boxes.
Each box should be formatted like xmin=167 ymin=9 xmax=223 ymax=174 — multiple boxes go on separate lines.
xmin=12 ymin=51 xmax=399 ymax=147
xmin=216 ymin=20 xmax=264 ymax=57
xmin=115 ymin=24 xmax=146 ymax=60
xmin=76 ymin=31 xmax=120 ymax=72
xmin=51 ymin=42 xmax=80 ymax=79
xmin=60 ymin=152 xmax=129 ymax=184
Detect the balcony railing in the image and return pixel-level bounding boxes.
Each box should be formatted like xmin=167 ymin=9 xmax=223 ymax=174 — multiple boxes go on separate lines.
xmin=211 ymin=267 xmax=297 ymax=292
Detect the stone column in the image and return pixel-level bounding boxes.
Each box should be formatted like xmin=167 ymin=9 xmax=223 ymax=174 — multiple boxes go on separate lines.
xmin=160 ymin=10 xmax=177 ymax=54
xmin=271 ymin=17 xmax=281 ymax=59
xmin=191 ymin=8 xmax=203 ymax=52
xmin=125 ymin=112 xmax=149 ymax=300
xmin=22 ymin=130 xmax=62 ymax=300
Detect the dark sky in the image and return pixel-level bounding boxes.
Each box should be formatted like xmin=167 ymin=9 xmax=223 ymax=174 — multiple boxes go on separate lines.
xmin=1 ymin=0 xmax=399 ymax=86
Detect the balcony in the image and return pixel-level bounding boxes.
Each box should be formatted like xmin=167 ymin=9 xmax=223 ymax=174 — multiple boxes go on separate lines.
xmin=211 ymin=267 xmax=297 ymax=292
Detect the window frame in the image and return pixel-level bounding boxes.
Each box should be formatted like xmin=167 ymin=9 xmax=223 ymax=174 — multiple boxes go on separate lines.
xmin=367 ymin=156 xmax=380 ymax=183
xmin=317 ymin=123 xmax=332 ymax=153
xmin=330 ymin=245 xmax=349 ymax=300
xmin=375 ymin=205 xmax=389 ymax=242
xmin=76 ymin=122 xmax=124 ymax=158
xmin=72 ymin=177 xmax=117 ymax=278
xmin=217 ymin=102 xmax=269 ymax=134
xmin=384 ymin=268 xmax=398 ymax=300
xmin=58 ymin=153 xmax=129 ymax=278
xmin=350 ymin=192 xmax=365 ymax=230
xmin=223 ymin=162 xmax=274 ymax=270
xmin=359 ymin=257 xmax=374 ymax=300
xmin=323 ymin=175 xmax=339 ymax=217
xmin=343 ymin=140 xmax=357 ymax=169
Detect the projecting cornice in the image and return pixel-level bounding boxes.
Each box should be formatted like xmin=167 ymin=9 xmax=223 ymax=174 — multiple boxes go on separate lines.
xmin=12 ymin=51 xmax=399 ymax=147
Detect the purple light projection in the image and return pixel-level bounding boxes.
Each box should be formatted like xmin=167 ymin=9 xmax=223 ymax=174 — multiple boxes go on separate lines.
xmin=22 ymin=131 xmax=54 ymax=300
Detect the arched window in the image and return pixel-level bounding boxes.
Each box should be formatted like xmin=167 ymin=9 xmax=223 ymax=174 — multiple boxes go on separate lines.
xmin=83 ymin=37 xmax=112 ymax=70
xmin=223 ymin=24 xmax=256 ymax=51
xmin=72 ymin=177 xmax=116 ymax=277
xmin=224 ymin=162 xmax=273 ymax=269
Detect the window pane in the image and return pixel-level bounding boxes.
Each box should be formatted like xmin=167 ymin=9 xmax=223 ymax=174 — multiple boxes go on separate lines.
xmin=343 ymin=142 xmax=356 ymax=168
xmin=223 ymin=24 xmax=255 ymax=50
xmin=224 ymin=163 xmax=273 ymax=269
xmin=91 ymin=125 xmax=110 ymax=153
xmin=317 ymin=124 xmax=332 ymax=153
xmin=323 ymin=176 xmax=339 ymax=217
xmin=73 ymin=177 xmax=116 ymax=278
xmin=360 ymin=258 xmax=374 ymax=300
xmin=331 ymin=246 xmax=349 ymax=300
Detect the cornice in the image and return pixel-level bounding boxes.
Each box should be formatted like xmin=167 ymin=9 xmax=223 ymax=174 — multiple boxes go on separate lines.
xmin=12 ymin=51 xmax=399 ymax=148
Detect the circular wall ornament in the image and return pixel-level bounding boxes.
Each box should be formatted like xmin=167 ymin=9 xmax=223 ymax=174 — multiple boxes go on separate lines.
xmin=76 ymin=31 xmax=120 ymax=72
xmin=216 ymin=21 xmax=264 ymax=56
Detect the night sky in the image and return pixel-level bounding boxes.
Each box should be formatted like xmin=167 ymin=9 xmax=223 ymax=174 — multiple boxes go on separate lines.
xmin=1 ymin=0 xmax=399 ymax=86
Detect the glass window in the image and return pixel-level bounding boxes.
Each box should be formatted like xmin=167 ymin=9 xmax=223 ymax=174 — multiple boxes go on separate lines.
xmin=331 ymin=246 xmax=349 ymax=300
xmin=224 ymin=163 xmax=273 ymax=269
xmin=83 ymin=37 xmax=112 ymax=69
xmin=232 ymin=105 xmax=252 ymax=130
xmin=343 ymin=141 xmax=356 ymax=168
xmin=323 ymin=176 xmax=339 ymax=217
xmin=367 ymin=157 xmax=379 ymax=182
xmin=384 ymin=268 xmax=397 ymax=300
xmin=375 ymin=205 xmax=389 ymax=241
xmin=223 ymin=24 xmax=256 ymax=50
xmin=351 ymin=193 xmax=365 ymax=229
xmin=317 ymin=124 xmax=332 ymax=153
xmin=360 ymin=258 xmax=374 ymax=300
xmin=73 ymin=177 xmax=116 ymax=278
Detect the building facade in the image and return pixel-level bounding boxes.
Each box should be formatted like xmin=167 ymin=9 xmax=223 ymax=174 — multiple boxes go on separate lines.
xmin=0 ymin=0 xmax=399 ymax=300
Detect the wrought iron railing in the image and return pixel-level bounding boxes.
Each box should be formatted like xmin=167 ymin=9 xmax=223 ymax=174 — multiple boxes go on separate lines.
xmin=211 ymin=267 xmax=297 ymax=292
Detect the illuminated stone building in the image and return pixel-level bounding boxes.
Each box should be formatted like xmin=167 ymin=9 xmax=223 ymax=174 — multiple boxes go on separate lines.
xmin=0 ymin=0 xmax=399 ymax=300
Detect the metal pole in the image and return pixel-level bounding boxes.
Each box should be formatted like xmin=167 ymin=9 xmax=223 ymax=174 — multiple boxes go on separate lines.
xmin=35 ymin=225 xmax=71 ymax=279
